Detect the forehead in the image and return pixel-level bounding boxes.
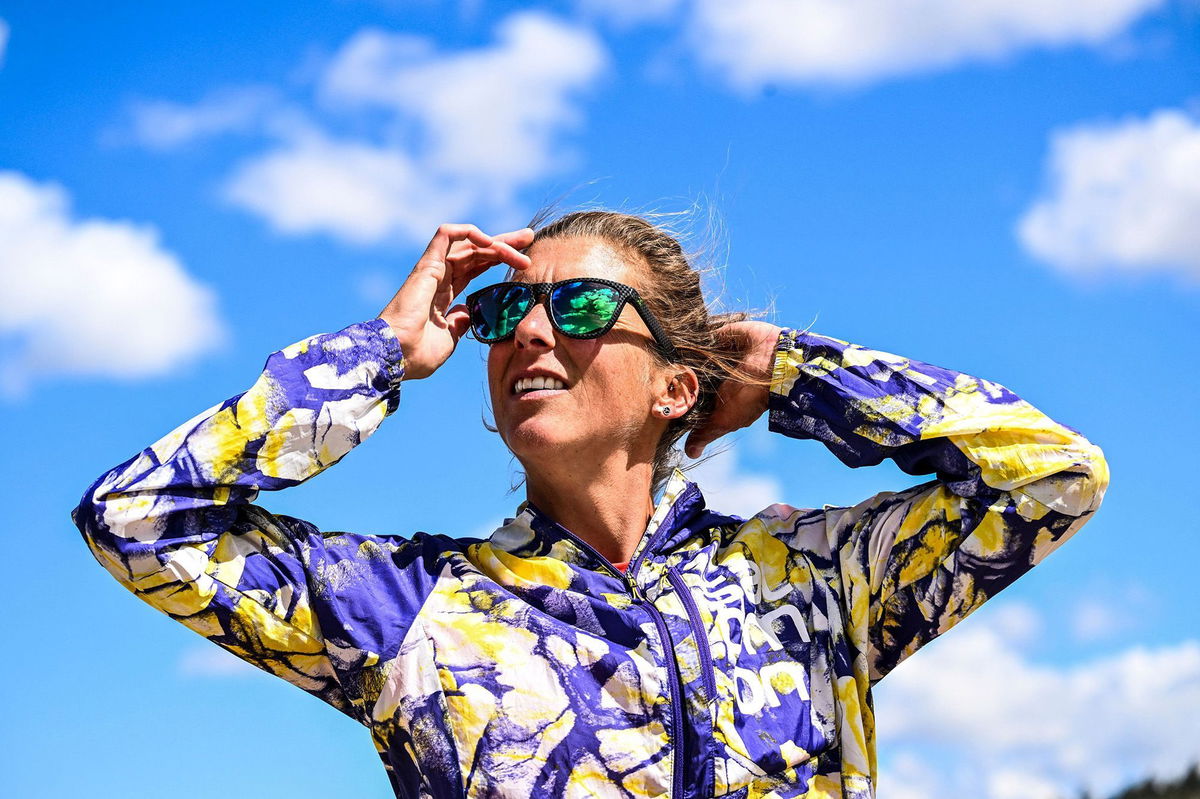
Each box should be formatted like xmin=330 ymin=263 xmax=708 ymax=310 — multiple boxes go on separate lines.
xmin=519 ymin=236 xmax=644 ymax=288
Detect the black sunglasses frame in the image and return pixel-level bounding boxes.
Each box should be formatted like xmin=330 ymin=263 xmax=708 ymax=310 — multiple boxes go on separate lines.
xmin=465 ymin=278 xmax=678 ymax=361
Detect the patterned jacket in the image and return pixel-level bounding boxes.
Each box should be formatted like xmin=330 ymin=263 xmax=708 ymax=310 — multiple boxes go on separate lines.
xmin=72 ymin=317 xmax=1108 ymax=798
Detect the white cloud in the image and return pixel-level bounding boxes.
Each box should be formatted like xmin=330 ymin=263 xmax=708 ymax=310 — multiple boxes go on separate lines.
xmin=986 ymin=601 xmax=1041 ymax=643
xmin=319 ymin=12 xmax=606 ymax=198
xmin=178 ymin=644 xmax=261 ymax=678
xmin=123 ymin=13 xmax=606 ymax=247
xmin=0 ymin=19 xmax=9 ymax=66
xmin=879 ymin=752 xmax=944 ymax=799
xmin=1018 ymin=108 xmax=1200 ymax=281
xmin=224 ymin=133 xmax=470 ymax=245
xmin=220 ymin=12 xmax=606 ymax=246
xmin=688 ymin=0 xmax=1164 ymax=89
xmin=684 ymin=446 xmax=783 ymax=518
xmin=123 ymin=86 xmax=279 ymax=150
xmin=1068 ymin=582 xmax=1152 ymax=642
xmin=1072 ymin=597 xmax=1126 ymax=642
xmin=874 ymin=602 xmax=1200 ymax=798
xmin=0 ymin=171 xmax=226 ymax=394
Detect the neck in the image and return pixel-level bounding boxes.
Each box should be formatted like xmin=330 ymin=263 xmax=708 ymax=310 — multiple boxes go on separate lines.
xmin=523 ymin=452 xmax=657 ymax=565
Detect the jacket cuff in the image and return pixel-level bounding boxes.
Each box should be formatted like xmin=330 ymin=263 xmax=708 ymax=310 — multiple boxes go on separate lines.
xmin=357 ymin=317 xmax=406 ymax=393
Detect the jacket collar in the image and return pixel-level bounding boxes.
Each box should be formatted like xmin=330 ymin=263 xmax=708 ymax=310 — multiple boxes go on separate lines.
xmin=488 ymin=469 xmax=709 ymax=572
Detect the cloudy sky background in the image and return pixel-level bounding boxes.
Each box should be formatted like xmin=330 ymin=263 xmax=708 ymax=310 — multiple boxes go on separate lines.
xmin=1 ymin=1 xmax=1197 ymax=797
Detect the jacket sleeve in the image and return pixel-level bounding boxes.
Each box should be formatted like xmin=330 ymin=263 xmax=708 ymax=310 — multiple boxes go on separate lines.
xmin=767 ymin=327 xmax=1109 ymax=681
xmin=71 ymin=318 xmax=435 ymax=723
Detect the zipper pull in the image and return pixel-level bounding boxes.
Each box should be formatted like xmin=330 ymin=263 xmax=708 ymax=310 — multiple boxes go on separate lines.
xmin=626 ymin=577 xmax=645 ymax=602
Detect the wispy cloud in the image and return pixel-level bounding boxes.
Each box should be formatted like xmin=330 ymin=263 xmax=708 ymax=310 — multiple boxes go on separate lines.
xmin=874 ymin=601 xmax=1200 ymax=798
xmin=1068 ymin=581 xmax=1154 ymax=643
xmin=120 ymin=86 xmax=280 ymax=150
xmin=178 ymin=644 xmax=261 ymax=678
xmin=687 ymin=0 xmax=1164 ymax=89
xmin=0 ymin=18 xmax=9 ymax=67
xmin=124 ymin=12 xmax=607 ymax=247
xmin=684 ymin=445 xmax=783 ymax=518
xmin=1018 ymin=107 xmax=1200 ymax=282
xmin=0 ymin=171 xmax=226 ymax=396
xmin=1071 ymin=598 xmax=1125 ymax=642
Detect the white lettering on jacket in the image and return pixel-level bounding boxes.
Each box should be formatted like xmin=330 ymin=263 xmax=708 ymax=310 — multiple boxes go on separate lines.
xmin=734 ymin=662 xmax=812 ymax=714
xmin=687 ymin=556 xmax=818 ymax=716
xmin=696 ymin=556 xmax=813 ymax=659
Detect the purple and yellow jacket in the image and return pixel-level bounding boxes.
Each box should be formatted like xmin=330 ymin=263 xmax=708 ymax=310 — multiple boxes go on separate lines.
xmin=72 ymin=318 xmax=1108 ymax=798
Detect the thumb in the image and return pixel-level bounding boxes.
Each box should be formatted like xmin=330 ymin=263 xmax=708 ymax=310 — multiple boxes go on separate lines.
xmin=684 ymin=433 xmax=708 ymax=460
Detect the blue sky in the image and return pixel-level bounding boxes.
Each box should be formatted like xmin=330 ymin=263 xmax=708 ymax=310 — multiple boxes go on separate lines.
xmin=1 ymin=1 xmax=1198 ymax=797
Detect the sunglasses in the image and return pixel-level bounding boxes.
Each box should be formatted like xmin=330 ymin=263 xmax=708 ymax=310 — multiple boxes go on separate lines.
xmin=465 ymin=278 xmax=677 ymax=361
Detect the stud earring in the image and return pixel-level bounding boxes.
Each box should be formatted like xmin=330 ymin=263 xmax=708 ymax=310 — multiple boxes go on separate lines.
xmin=660 ymin=406 xmax=671 ymax=416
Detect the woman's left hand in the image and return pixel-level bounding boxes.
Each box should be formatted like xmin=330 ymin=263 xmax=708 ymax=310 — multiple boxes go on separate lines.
xmin=684 ymin=321 xmax=783 ymax=458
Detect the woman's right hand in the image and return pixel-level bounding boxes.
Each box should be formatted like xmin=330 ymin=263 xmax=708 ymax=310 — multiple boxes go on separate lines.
xmin=379 ymin=224 xmax=534 ymax=380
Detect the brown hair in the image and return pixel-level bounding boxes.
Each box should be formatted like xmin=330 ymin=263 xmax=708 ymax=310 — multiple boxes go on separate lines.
xmin=527 ymin=209 xmax=768 ymax=493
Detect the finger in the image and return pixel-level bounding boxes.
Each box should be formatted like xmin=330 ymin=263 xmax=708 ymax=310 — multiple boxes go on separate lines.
xmin=684 ymin=432 xmax=710 ymax=459
xmin=456 ymin=260 xmax=503 ymax=291
xmin=478 ymin=238 xmax=532 ymax=270
xmin=494 ymin=227 xmax=535 ymax=249
xmin=446 ymin=234 xmax=532 ymax=278
xmin=418 ymin=223 xmax=493 ymax=270
xmin=446 ymin=304 xmax=472 ymax=342
xmin=447 ymin=242 xmax=532 ymax=299
xmin=711 ymin=324 xmax=748 ymax=352
xmin=446 ymin=226 xmax=531 ymax=263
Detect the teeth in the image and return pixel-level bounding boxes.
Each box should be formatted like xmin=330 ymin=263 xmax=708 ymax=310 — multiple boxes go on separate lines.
xmin=513 ymin=376 xmax=566 ymax=394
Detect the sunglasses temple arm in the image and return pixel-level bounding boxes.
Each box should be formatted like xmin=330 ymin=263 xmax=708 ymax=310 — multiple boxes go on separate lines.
xmin=632 ymin=298 xmax=678 ymax=361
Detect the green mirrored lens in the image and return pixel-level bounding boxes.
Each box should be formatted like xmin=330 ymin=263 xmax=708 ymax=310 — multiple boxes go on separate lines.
xmin=473 ymin=285 xmax=533 ymax=341
xmin=550 ymin=281 xmax=622 ymax=336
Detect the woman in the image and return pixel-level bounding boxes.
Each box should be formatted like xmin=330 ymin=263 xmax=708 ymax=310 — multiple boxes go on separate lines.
xmin=73 ymin=211 xmax=1109 ymax=798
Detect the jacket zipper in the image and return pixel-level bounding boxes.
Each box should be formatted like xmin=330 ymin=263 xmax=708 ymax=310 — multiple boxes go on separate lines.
xmin=526 ymin=508 xmax=686 ymax=797
xmin=665 ymin=567 xmax=718 ymax=705
xmin=626 ymin=529 xmax=686 ymax=797
xmin=635 ymin=583 xmax=687 ymax=799
xmin=667 ymin=566 xmax=717 ymax=799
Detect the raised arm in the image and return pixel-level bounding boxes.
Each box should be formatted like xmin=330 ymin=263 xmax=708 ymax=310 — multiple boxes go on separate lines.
xmin=766 ymin=327 xmax=1108 ymax=679
xmin=71 ymin=319 xmax=421 ymax=720
xmin=71 ymin=224 xmax=534 ymax=720
xmin=686 ymin=322 xmax=1108 ymax=681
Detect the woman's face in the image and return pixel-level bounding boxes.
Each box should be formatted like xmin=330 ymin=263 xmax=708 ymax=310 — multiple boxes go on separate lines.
xmin=486 ymin=236 xmax=667 ymax=463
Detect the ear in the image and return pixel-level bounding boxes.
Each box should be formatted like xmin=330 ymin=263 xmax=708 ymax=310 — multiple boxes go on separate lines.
xmin=653 ymin=365 xmax=699 ymax=421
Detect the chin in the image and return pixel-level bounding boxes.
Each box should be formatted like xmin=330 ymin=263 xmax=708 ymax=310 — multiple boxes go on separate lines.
xmin=501 ymin=418 xmax=575 ymax=460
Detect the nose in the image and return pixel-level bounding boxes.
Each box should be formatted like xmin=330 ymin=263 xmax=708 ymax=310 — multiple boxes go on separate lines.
xmin=513 ymin=297 xmax=557 ymax=351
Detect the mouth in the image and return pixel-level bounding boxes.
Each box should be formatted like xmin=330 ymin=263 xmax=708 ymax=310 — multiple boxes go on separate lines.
xmin=511 ymin=375 xmax=569 ymax=397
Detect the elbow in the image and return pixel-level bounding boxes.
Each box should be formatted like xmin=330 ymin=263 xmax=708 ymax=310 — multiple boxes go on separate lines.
xmin=1051 ymin=437 xmax=1109 ymax=519
xmin=71 ymin=468 xmax=157 ymax=584
xmin=71 ymin=449 xmax=160 ymax=546
xmin=71 ymin=473 xmax=129 ymax=578
xmin=1079 ymin=440 xmax=1110 ymax=515
xmin=1011 ymin=434 xmax=1109 ymax=519
xmin=71 ymin=472 xmax=111 ymax=543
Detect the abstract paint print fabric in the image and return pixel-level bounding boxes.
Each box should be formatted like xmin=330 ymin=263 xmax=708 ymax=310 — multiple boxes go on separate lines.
xmin=73 ymin=317 xmax=1108 ymax=798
